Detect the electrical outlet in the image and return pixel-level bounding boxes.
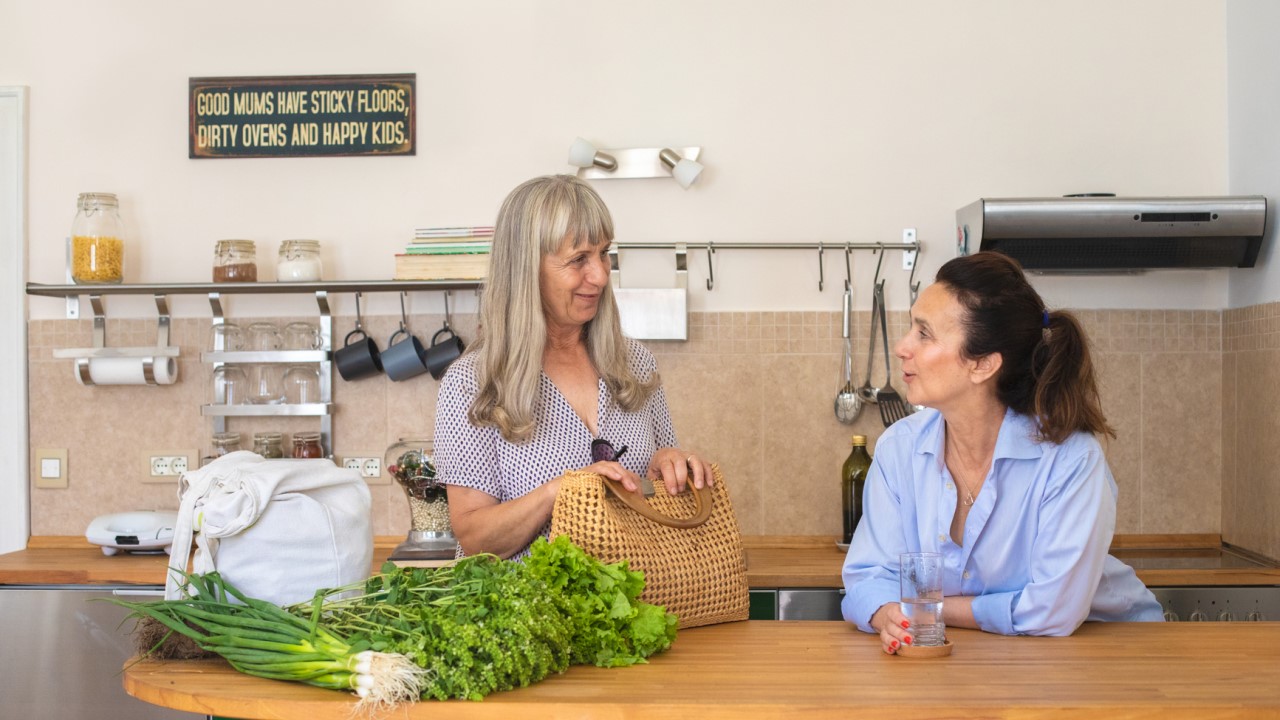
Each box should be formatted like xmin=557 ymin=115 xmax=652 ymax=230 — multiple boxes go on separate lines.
xmin=341 ymin=455 xmax=386 ymax=483
xmin=142 ymin=449 xmax=197 ymax=483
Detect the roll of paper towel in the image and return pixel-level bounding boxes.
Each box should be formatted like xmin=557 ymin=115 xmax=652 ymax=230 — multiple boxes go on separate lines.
xmin=75 ymin=357 xmax=179 ymax=386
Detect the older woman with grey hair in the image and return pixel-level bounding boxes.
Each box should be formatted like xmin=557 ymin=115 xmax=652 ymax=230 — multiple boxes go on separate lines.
xmin=433 ymin=174 xmax=714 ymax=559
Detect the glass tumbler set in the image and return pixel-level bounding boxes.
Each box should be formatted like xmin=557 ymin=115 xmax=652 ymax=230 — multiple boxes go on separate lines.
xmin=211 ymin=321 xmax=322 ymax=405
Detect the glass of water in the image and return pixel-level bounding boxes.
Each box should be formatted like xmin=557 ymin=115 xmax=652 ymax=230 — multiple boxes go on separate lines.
xmin=900 ymin=552 xmax=945 ymax=646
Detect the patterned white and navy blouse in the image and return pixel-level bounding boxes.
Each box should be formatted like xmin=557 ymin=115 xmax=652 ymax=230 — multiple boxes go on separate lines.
xmin=433 ymin=337 xmax=678 ymax=558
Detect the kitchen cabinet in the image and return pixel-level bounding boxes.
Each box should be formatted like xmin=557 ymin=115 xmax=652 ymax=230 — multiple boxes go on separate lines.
xmin=0 ymin=585 xmax=202 ymax=719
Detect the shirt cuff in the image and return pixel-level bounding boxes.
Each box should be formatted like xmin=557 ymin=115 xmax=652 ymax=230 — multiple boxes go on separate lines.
xmin=842 ymin=580 xmax=898 ymax=633
xmin=969 ymin=590 xmax=1020 ymax=635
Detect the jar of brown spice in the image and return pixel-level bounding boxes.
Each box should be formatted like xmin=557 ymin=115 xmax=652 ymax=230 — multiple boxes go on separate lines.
xmin=213 ymin=240 xmax=258 ymax=282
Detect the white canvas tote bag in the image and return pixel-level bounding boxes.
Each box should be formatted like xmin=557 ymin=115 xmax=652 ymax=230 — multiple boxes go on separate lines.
xmin=165 ymin=451 xmax=373 ymax=606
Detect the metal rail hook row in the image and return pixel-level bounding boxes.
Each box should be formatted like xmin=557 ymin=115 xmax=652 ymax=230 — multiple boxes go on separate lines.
xmin=706 ymin=242 xmax=715 ymax=291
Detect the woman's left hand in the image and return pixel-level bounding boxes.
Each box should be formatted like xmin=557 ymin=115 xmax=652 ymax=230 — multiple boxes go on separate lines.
xmin=647 ymin=447 xmax=714 ymax=495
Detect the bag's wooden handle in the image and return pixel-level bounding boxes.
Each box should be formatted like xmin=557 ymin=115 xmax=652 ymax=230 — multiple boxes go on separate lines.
xmin=599 ymin=476 xmax=714 ymax=529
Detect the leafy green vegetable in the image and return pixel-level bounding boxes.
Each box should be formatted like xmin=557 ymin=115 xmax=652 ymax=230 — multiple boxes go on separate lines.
xmin=117 ymin=536 xmax=678 ymax=704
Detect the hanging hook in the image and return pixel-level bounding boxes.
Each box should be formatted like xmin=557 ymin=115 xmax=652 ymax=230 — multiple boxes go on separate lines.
xmin=843 ymin=243 xmax=853 ymax=291
xmin=871 ymin=242 xmax=886 ymax=288
xmin=818 ymin=242 xmax=825 ymax=292
xmin=442 ymin=290 xmax=453 ymax=331
xmin=705 ymin=241 xmax=716 ymax=291
xmin=398 ymin=292 xmax=410 ymax=334
xmin=907 ymin=252 xmax=921 ymax=306
xmin=354 ymin=291 xmax=365 ymax=332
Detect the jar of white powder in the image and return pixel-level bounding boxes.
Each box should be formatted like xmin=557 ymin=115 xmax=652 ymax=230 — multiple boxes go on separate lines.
xmin=276 ymin=239 xmax=322 ymax=282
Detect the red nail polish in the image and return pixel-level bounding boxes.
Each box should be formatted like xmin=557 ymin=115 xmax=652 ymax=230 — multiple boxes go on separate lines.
xmin=890 ymin=641 xmax=898 ymax=649
xmin=901 ymin=621 xmax=910 ymax=629
xmin=904 ymin=636 xmax=913 ymax=644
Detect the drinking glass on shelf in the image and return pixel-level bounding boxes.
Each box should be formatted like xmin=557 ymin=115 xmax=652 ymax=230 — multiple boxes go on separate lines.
xmin=212 ymin=365 xmax=249 ymax=405
xmin=283 ymin=321 xmax=322 ymax=350
xmin=247 ymin=363 xmax=284 ymax=404
xmin=282 ymin=364 xmax=321 ymax=404
xmin=209 ymin=323 xmax=244 ymax=352
xmin=246 ymin=322 xmax=282 ymax=351
xmin=900 ymin=552 xmax=945 ymax=647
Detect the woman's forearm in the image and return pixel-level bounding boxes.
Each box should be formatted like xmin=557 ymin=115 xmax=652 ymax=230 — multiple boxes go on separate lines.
xmin=450 ymin=481 xmax=559 ymax=559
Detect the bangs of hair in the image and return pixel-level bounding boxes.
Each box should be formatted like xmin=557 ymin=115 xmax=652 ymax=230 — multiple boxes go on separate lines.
xmin=536 ymin=180 xmax=614 ymax=255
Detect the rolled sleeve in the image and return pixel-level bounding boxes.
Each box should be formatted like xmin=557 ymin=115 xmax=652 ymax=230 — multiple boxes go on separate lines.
xmin=970 ymin=590 xmax=1020 ymax=635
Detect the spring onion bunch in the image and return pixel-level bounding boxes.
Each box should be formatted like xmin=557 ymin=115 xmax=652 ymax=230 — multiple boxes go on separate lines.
xmin=111 ymin=572 xmax=426 ymax=710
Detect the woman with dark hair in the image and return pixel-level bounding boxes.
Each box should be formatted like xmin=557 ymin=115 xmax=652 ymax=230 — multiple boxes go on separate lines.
xmin=433 ymin=175 xmax=713 ymax=560
xmin=842 ymin=251 xmax=1161 ymax=651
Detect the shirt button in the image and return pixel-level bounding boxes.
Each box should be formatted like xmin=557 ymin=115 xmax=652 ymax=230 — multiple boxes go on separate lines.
xmin=963 ymin=571 xmax=971 ymax=579
xmin=937 ymin=534 xmax=946 ymax=542
xmin=945 ymin=482 xmax=953 ymax=490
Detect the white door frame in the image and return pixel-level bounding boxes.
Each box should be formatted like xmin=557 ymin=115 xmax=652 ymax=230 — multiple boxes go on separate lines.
xmin=0 ymin=86 xmax=29 ymax=554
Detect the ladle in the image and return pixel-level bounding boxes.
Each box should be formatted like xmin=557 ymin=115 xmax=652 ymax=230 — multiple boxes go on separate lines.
xmin=834 ymin=286 xmax=861 ymax=423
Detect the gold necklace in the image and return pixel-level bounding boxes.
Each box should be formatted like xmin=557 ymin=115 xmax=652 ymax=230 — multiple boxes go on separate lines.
xmin=953 ymin=471 xmax=977 ymax=506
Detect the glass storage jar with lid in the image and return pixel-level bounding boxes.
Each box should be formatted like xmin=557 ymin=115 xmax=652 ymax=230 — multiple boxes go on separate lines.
xmin=70 ymin=192 xmax=126 ymax=284
xmin=292 ymin=431 xmax=325 ymax=458
xmin=276 ymin=240 xmax=322 ymax=282
xmin=210 ymin=431 xmax=242 ymax=457
xmin=213 ymin=240 xmax=258 ymax=282
xmin=252 ymin=431 xmax=285 ymax=458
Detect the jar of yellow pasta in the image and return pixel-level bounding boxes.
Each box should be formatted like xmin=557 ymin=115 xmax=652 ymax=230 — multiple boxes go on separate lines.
xmin=70 ymin=192 xmax=126 ymax=284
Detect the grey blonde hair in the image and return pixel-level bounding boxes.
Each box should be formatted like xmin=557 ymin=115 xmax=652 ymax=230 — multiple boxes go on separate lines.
xmin=468 ymin=174 xmax=659 ymax=442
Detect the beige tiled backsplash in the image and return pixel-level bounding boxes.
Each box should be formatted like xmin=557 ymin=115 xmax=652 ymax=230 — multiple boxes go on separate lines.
xmin=27 ymin=306 xmax=1275 ymax=561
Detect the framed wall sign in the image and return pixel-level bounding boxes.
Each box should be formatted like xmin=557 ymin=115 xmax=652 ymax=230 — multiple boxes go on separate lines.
xmin=189 ymin=73 xmax=415 ymax=159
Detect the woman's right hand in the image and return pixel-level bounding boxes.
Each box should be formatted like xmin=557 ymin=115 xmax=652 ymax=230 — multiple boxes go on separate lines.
xmin=870 ymin=601 xmax=914 ymax=655
xmin=582 ymin=461 xmax=645 ymax=493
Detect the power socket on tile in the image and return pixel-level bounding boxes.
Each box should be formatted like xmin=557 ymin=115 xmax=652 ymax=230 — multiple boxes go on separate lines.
xmin=341 ymin=456 xmax=387 ymax=484
xmin=142 ymin=449 xmax=197 ymax=483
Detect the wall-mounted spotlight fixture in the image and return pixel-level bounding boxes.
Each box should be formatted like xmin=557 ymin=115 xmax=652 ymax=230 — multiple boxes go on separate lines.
xmin=658 ymin=148 xmax=704 ymax=190
xmin=570 ymin=140 xmax=703 ymax=186
xmin=567 ymin=137 xmax=618 ymax=172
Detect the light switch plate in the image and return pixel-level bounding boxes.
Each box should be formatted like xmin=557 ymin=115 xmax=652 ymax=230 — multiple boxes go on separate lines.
xmin=34 ymin=448 xmax=68 ymax=489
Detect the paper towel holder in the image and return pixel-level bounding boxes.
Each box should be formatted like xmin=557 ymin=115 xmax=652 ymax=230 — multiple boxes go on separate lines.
xmin=52 ymin=293 xmax=179 ymax=386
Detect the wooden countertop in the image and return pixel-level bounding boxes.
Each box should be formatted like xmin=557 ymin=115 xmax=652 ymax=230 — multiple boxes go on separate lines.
xmin=3 ymin=534 xmax=1278 ymax=588
xmin=123 ymin=621 xmax=1280 ymax=719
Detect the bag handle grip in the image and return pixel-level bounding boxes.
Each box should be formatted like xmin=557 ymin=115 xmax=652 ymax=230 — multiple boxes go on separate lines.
xmin=599 ymin=476 xmax=714 ymax=528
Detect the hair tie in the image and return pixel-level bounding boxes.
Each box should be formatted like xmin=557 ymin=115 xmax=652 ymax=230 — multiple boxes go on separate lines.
xmin=1042 ymin=310 xmax=1050 ymax=328
xmin=1041 ymin=309 xmax=1052 ymax=342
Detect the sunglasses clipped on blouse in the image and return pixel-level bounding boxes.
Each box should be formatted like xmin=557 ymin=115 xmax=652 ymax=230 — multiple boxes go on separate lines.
xmin=590 ymin=438 xmax=628 ymax=463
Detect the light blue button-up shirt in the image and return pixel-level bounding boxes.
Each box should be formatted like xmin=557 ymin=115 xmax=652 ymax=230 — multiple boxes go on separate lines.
xmin=841 ymin=407 xmax=1163 ymax=636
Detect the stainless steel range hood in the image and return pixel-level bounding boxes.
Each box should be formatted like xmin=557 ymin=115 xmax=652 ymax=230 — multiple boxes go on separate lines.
xmin=956 ymin=195 xmax=1268 ymax=271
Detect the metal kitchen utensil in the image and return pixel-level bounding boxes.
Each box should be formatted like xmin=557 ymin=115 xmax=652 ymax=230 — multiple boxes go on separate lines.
xmin=856 ymin=280 xmax=881 ymax=404
xmin=876 ymin=282 xmax=911 ymax=426
xmin=834 ymin=286 xmax=861 ymax=424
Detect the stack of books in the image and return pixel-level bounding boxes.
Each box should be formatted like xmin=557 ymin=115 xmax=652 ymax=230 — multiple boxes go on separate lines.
xmin=394 ymin=225 xmax=494 ymax=280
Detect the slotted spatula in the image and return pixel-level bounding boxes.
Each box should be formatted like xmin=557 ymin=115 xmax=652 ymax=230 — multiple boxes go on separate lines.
xmin=875 ymin=282 xmax=910 ymax=427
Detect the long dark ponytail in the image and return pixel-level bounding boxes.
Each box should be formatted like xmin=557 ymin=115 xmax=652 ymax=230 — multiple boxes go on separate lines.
xmin=935 ymin=251 xmax=1114 ymax=444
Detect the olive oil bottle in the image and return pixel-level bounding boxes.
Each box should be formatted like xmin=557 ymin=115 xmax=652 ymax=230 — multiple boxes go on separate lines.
xmin=841 ymin=435 xmax=872 ymax=545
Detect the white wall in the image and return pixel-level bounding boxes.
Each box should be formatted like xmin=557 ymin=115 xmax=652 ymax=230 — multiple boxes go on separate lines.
xmin=0 ymin=87 xmax=29 ymax=553
xmin=2 ymin=0 xmax=1231 ymax=319
xmin=1226 ymin=0 xmax=1280 ymax=308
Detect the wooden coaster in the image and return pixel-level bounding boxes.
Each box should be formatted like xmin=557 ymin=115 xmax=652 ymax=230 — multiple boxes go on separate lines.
xmin=897 ymin=639 xmax=953 ymax=658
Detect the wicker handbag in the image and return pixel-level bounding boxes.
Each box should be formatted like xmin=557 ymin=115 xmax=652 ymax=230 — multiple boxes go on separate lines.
xmin=549 ymin=464 xmax=749 ymax=628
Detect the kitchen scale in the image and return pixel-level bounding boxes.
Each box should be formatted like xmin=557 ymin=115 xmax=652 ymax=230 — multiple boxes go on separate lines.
xmin=85 ymin=510 xmax=179 ymax=556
